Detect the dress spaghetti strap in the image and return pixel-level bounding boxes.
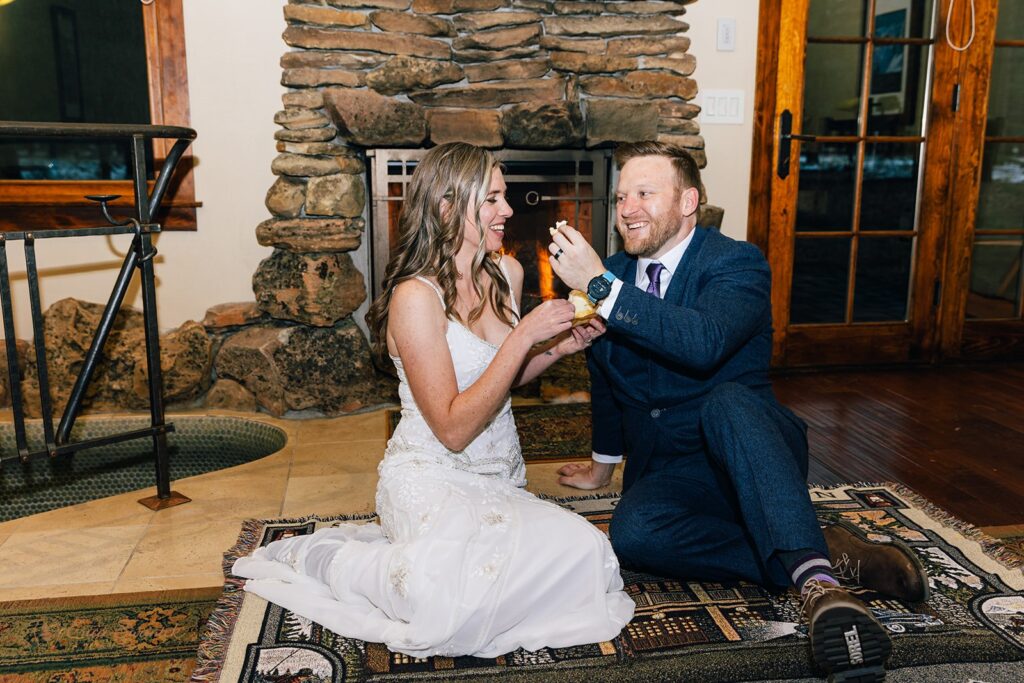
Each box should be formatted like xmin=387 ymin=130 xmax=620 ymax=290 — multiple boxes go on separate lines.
xmin=412 ymin=275 xmax=446 ymax=307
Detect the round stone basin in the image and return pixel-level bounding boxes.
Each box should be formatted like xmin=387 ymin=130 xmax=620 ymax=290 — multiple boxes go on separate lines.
xmin=0 ymin=415 xmax=287 ymax=522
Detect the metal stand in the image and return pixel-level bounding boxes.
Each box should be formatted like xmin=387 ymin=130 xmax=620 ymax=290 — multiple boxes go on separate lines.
xmin=0 ymin=121 xmax=197 ymax=510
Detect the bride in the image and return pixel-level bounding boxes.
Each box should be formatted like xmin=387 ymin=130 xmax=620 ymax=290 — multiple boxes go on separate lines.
xmin=232 ymin=142 xmax=634 ymax=658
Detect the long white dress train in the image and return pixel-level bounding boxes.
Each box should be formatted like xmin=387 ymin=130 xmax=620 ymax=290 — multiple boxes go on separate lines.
xmin=232 ymin=276 xmax=634 ymax=659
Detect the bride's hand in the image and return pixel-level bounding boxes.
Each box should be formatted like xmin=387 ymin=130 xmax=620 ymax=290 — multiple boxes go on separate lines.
xmin=553 ymin=318 xmax=606 ymax=356
xmin=514 ymin=299 xmax=574 ymax=346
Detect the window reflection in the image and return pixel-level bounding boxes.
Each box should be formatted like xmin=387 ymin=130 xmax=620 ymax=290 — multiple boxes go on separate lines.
xmin=797 ymin=143 xmax=856 ymax=231
xmin=977 ymin=143 xmax=1024 ymax=232
xmin=861 ymin=143 xmax=921 ymax=230
xmin=0 ymin=0 xmax=150 ymax=180
xmin=967 ymin=237 xmax=1022 ymax=319
xmin=791 ymin=238 xmax=851 ymax=323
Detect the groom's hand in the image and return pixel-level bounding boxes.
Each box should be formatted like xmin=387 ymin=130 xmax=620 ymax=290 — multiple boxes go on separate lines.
xmin=548 ymin=223 xmax=605 ymax=292
xmin=557 ymin=461 xmax=615 ymax=490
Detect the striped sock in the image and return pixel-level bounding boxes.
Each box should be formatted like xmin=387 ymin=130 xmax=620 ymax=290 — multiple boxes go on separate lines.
xmin=778 ymin=549 xmax=840 ymax=594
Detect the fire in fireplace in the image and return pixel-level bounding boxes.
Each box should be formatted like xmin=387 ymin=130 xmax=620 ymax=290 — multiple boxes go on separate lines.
xmin=368 ymin=149 xmax=611 ymax=314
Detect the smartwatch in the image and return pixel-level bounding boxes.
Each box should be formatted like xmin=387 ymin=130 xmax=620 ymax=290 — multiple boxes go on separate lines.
xmin=586 ymin=271 xmax=616 ymax=304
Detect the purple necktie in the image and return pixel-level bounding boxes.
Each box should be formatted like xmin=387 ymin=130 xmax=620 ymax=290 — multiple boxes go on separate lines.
xmin=645 ymin=262 xmax=665 ymax=298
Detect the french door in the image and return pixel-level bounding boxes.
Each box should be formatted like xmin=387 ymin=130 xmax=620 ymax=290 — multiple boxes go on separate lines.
xmin=752 ymin=0 xmax=1024 ymax=366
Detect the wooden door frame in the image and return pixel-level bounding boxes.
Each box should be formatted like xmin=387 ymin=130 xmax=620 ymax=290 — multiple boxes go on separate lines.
xmin=747 ymin=0 xmax=783 ymax=259
xmin=748 ymin=0 xmax=1008 ymax=366
xmin=937 ymin=1 xmax=1021 ymax=359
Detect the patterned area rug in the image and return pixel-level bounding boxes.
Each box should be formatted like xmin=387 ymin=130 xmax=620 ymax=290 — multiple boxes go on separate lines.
xmin=0 ymin=587 xmax=220 ymax=682
xmin=193 ymin=484 xmax=1024 ymax=682
xmin=386 ymin=402 xmax=592 ymax=463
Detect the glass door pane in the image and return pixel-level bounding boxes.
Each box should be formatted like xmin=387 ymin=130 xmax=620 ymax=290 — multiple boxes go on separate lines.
xmin=793 ymin=0 xmax=934 ymax=326
xmin=967 ymin=6 xmax=1024 ymax=320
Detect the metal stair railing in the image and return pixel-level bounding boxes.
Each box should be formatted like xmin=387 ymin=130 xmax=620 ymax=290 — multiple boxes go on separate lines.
xmin=0 ymin=121 xmax=197 ymax=510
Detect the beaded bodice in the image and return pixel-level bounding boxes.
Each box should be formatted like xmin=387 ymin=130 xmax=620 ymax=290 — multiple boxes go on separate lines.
xmin=381 ymin=276 xmax=526 ymax=487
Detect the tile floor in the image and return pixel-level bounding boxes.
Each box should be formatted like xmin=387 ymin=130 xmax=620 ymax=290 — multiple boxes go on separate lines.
xmin=0 ymin=407 xmax=621 ymax=602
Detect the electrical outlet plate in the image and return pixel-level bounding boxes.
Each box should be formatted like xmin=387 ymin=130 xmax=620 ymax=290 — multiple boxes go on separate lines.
xmin=700 ymin=90 xmax=745 ymax=125
xmin=717 ymin=18 xmax=737 ymax=51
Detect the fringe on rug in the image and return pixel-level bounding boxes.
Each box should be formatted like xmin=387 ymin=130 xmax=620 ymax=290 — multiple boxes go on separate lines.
xmin=190 ymin=577 xmax=246 ymax=683
xmin=885 ymin=482 xmax=1024 ymax=569
xmin=810 ymin=481 xmax=1024 ymax=570
xmin=191 ymin=512 xmax=380 ymax=682
xmin=537 ymin=491 xmax=621 ymax=503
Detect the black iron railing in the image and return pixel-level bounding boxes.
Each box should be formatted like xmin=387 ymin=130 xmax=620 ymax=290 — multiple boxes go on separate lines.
xmin=0 ymin=121 xmax=197 ymax=509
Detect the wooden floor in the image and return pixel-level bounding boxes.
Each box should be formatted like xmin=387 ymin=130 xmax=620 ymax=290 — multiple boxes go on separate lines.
xmin=773 ymin=363 xmax=1024 ymax=528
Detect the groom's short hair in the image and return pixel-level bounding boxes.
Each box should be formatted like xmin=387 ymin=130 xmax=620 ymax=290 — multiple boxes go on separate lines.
xmin=613 ymin=141 xmax=704 ymax=205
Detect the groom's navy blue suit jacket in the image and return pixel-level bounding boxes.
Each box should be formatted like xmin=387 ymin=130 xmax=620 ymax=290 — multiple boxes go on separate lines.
xmin=587 ymin=227 xmax=802 ymax=491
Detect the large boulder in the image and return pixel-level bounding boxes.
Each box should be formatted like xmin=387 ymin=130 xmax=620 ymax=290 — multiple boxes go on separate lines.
xmin=253 ymin=250 xmax=367 ymax=327
xmin=0 ymin=339 xmax=30 ymax=408
xmin=214 ymin=319 xmax=384 ymax=416
xmin=18 ymin=299 xmax=212 ymax=415
xmin=204 ymin=378 xmax=258 ymax=412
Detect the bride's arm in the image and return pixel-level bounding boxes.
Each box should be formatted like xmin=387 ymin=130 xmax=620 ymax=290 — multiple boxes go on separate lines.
xmin=513 ymin=321 xmax=604 ymax=388
xmin=503 ymin=255 xmax=604 ymax=387
xmin=390 ymin=278 xmax=572 ymax=452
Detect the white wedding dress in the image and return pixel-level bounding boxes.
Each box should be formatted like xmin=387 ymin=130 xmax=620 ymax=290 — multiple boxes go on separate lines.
xmin=232 ymin=276 xmax=634 ymax=659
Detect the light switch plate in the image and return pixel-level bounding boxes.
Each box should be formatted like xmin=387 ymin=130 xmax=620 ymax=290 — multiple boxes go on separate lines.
xmin=700 ymin=90 xmax=745 ymax=125
xmin=717 ymin=18 xmax=737 ymax=51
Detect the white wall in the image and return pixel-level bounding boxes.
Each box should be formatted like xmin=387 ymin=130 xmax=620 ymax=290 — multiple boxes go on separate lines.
xmin=5 ymin=0 xmax=284 ymax=334
xmin=684 ymin=0 xmax=760 ymax=241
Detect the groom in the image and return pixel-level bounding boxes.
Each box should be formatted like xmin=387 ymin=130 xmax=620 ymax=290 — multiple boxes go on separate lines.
xmin=548 ymin=141 xmax=926 ymax=681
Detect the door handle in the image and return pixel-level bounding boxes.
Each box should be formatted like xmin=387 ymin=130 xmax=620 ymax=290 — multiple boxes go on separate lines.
xmin=777 ymin=109 xmax=817 ymax=179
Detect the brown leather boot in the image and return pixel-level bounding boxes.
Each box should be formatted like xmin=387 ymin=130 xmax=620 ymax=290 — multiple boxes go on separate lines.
xmin=823 ymin=522 xmax=930 ymax=603
xmin=802 ymin=580 xmax=891 ymax=682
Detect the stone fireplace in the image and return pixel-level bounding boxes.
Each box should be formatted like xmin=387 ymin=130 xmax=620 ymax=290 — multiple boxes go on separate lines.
xmin=7 ymin=0 xmax=726 ymax=419
xmin=225 ymin=0 xmax=725 ymax=416
xmin=368 ymin=148 xmax=611 ymax=311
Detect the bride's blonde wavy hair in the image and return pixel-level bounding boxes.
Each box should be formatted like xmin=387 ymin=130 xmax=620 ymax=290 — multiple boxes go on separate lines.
xmin=366 ymin=142 xmax=519 ymax=364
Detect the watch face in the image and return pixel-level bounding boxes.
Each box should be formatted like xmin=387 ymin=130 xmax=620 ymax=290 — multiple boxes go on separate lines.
xmin=587 ymin=276 xmax=612 ymax=301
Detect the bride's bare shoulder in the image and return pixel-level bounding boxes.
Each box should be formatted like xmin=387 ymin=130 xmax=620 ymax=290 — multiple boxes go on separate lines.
xmin=389 ymin=278 xmax=446 ymax=332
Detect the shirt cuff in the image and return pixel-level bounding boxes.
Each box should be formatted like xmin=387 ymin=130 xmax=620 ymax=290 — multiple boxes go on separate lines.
xmin=592 ymin=451 xmax=623 ymax=464
xmin=596 ymin=277 xmax=623 ymax=319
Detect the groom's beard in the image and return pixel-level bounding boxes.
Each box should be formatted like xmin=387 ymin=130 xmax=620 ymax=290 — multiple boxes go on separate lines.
xmin=619 ymin=202 xmax=684 ymax=258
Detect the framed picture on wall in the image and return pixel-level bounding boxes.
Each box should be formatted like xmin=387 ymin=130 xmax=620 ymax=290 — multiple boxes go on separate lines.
xmin=51 ymin=6 xmax=83 ymax=121
xmin=864 ymin=0 xmax=929 ymax=123
xmin=872 ymin=8 xmax=908 ymax=93
xmin=868 ymin=0 xmax=925 ymax=120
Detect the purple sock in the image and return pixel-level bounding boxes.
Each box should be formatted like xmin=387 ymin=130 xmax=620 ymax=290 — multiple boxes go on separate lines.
xmin=778 ymin=549 xmax=839 ymax=594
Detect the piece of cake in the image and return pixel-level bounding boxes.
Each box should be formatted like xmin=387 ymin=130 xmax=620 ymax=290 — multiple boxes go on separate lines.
xmin=548 ymin=220 xmax=568 ymax=236
xmin=568 ymin=289 xmax=597 ymax=325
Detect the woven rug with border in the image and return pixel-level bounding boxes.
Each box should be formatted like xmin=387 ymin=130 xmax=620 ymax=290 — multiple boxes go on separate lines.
xmin=386 ymin=402 xmax=592 ymax=464
xmin=0 ymin=587 xmax=220 ymax=682
xmin=192 ymin=483 xmax=1024 ymax=683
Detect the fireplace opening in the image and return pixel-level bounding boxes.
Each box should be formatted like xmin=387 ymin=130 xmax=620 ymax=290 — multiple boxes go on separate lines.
xmin=368 ymin=149 xmax=611 ymax=315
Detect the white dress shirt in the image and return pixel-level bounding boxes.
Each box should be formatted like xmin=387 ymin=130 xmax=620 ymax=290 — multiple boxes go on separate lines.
xmin=592 ymin=230 xmax=695 ymax=465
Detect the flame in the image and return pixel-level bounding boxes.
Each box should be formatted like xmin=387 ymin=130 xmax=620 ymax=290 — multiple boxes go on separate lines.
xmin=536 ymin=244 xmax=557 ymax=300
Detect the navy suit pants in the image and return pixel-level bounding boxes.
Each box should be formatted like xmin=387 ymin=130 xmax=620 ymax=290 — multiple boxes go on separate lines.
xmin=608 ymin=382 xmax=827 ymax=588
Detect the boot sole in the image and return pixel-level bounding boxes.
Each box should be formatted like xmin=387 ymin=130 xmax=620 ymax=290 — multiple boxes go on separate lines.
xmin=810 ymin=605 xmax=891 ymax=682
